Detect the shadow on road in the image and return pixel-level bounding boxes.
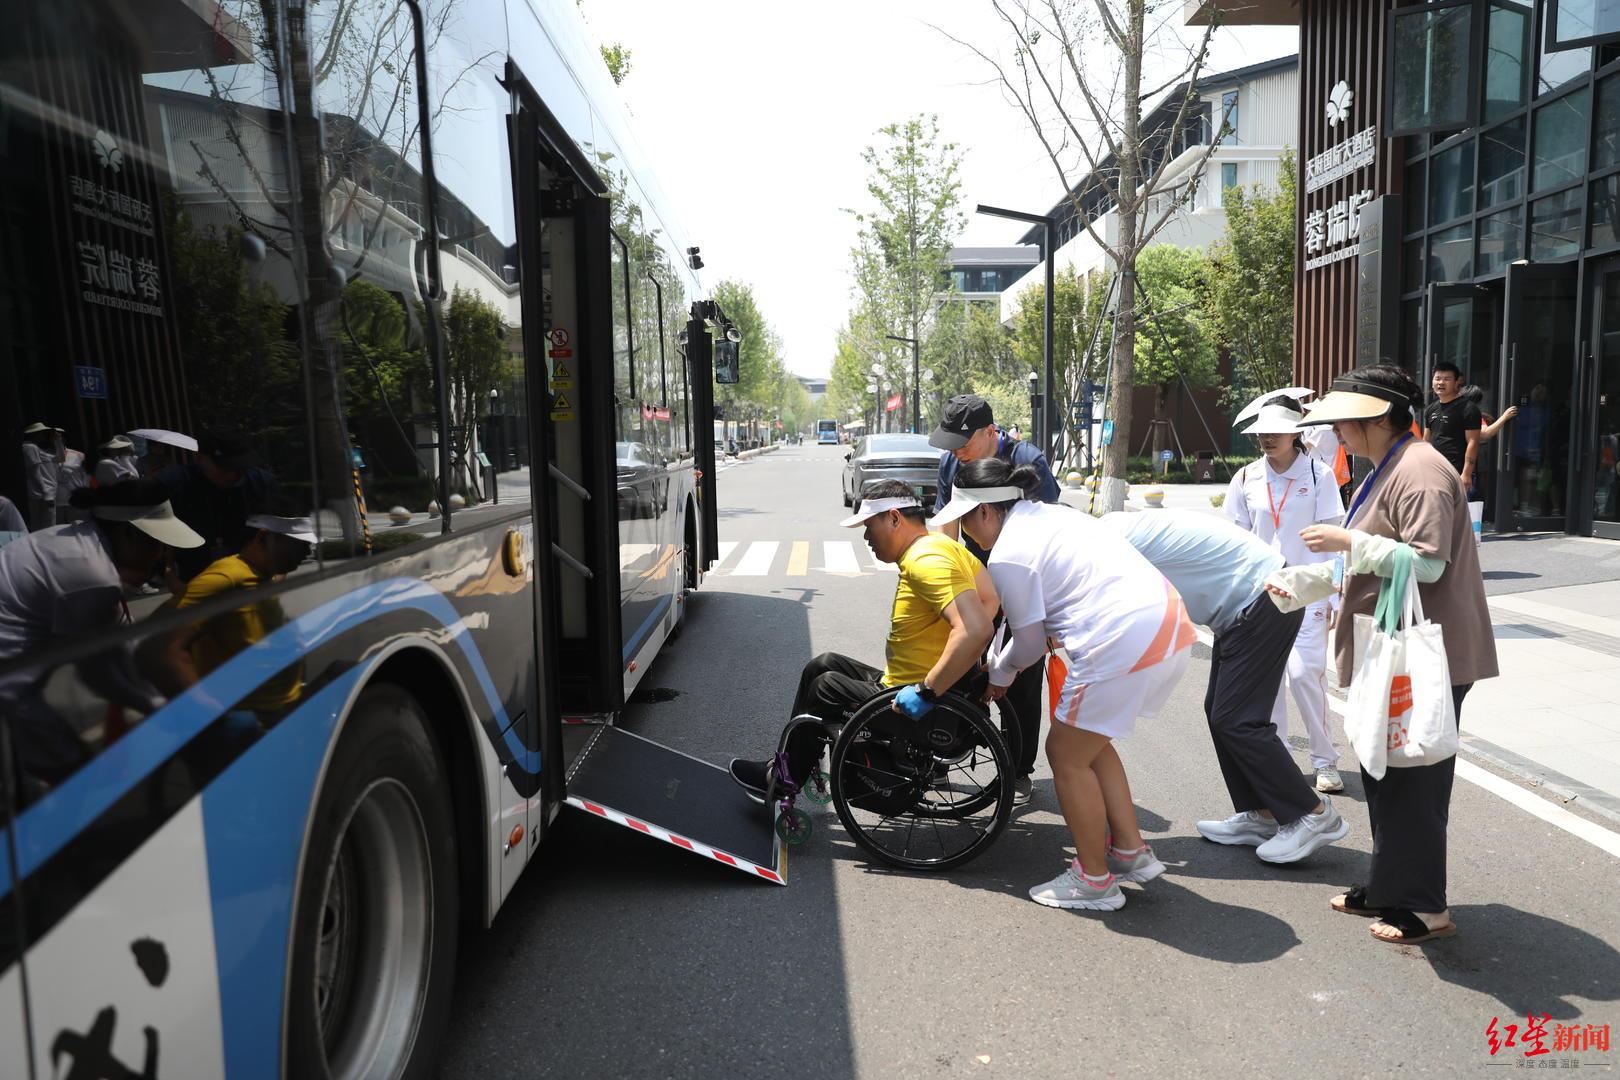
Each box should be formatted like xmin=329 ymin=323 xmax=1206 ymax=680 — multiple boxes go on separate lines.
xmin=1422 ymin=903 xmax=1620 ymax=1020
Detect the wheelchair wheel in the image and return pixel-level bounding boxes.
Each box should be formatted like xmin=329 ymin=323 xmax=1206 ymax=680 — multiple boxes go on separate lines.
xmin=829 ymin=689 xmax=1012 ymax=871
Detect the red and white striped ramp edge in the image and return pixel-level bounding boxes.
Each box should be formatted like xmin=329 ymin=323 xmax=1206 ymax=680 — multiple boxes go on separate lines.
xmin=564 ymin=795 xmax=787 ymax=885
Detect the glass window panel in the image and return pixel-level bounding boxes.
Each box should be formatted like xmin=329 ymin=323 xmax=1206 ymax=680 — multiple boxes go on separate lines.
xmin=1596 ymin=74 xmax=1620 ymax=167
xmin=1428 ymin=222 xmax=1475 ymax=281
xmin=1591 ymin=174 xmax=1620 ymax=245
xmin=1551 ymin=0 xmax=1620 ymax=48
xmin=1539 ymin=25 xmax=1592 ymax=95
xmin=1485 ymin=3 xmax=1533 ymax=121
xmin=1401 ymin=299 xmax=1426 ymax=369
xmin=1429 ymin=140 xmax=1477 ymax=223
xmin=1476 ymin=204 xmax=1525 ymax=273
xmin=1530 ymin=187 xmax=1584 ymax=257
xmin=1479 ymin=118 xmax=1527 ymax=206
xmin=1222 ymin=162 xmax=1239 ymax=190
xmin=1391 ymin=4 xmax=1476 ymax=133
xmin=1222 ymin=90 xmax=1239 ymax=142
xmin=1405 ymin=238 xmax=1426 ymax=292
xmin=1532 ymin=87 xmax=1592 ymax=189
xmin=1405 ymin=160 xmax=1428 ymax=234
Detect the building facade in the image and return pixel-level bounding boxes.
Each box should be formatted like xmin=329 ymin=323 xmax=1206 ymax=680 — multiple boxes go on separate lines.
xmin=1197 ymin=0 xmax=1620 ymax=539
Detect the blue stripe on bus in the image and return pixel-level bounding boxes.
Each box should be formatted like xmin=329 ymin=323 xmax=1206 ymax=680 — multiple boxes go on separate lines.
xmin=200 ymin=666 xmax=364 ymax=1079
xmin=0 ymin=577 xmax=536 ymax=899
xmin=621 ymin=592 xmax=672 ymax=661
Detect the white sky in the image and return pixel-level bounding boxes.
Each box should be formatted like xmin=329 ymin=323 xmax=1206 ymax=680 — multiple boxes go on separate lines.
xmin=584 ymin=2 xmax=1298 ymax=378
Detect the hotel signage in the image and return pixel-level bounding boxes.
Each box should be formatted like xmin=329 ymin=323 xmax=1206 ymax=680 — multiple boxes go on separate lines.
xmin=1304 ymin=79 xmax=1380 ymax=272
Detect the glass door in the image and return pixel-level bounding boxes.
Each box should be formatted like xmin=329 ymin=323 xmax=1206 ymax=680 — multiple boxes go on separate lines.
xmin=1589 ymin=260 xmax=1620 ymax=538
xmin=1498 ymin=262 xmax=1579 ymax=532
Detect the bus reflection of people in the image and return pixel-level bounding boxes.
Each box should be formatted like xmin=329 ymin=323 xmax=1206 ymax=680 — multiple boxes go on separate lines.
xmin=0 ymin=481 xmax=204 ymax=793
xmin=144 ymin=511 xmax=315 ymax=719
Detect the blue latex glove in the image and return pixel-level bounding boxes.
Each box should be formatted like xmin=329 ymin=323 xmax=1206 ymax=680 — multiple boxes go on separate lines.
xmin=892 ymin=684 xmax=935 ymax=719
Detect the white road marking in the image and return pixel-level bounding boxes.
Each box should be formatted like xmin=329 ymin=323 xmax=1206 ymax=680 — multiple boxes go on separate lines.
xmin=732 ymin=541 xmax=779 ymax=576
xmin=821 ymin=541 xmax=862 ymax=576
xmin=1188 ymin=625 xmax=1620 ymax=859
xmin=714 ymin=541 xmax=739 ymax=568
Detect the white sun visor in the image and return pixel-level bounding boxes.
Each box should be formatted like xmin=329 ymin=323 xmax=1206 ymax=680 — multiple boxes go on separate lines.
xmin=839 ymin=496 xmax=922 ymax=528
xmin=925 ymin=485 xmax=1023 ymax=529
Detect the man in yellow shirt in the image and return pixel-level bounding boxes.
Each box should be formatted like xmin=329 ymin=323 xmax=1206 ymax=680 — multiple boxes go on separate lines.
xmin=145 ymin=511 xmax=315 ymax=712
xmin=730 ymin=480 xmax=996 ymax=797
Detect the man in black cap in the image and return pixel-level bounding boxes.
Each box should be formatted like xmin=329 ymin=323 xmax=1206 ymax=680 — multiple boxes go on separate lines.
xmin=158 ymin=429 xmax=278 ymax=580
xmin=930 ymin=393 xmax=1061 ymax=801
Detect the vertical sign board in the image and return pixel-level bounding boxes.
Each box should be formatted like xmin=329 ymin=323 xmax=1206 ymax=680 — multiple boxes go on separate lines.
xmin=1353 ymin=195 xmax=1402 ymax=367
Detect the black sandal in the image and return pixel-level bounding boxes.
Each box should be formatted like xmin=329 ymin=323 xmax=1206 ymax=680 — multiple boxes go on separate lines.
xmin=1370 ymin=909 xmax=1457 ymax=945
xmin=1329 ymin=885 xmax=1379 ymax=917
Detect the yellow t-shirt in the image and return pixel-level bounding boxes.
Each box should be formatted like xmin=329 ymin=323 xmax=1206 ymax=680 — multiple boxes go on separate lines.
xmin=175 ymin=554 xmax=302 ymax=710
xmin=883 ymin=533 xmax=984 ymax=687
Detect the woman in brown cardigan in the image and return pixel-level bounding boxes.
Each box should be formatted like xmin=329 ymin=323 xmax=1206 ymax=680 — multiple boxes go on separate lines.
xmin=1267 ymin=363 xmax=1497 ymax=946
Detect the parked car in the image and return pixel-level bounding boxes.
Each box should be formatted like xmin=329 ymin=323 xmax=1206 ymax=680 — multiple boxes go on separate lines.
xmin=841 ymin=433 xmax=942 ymax=507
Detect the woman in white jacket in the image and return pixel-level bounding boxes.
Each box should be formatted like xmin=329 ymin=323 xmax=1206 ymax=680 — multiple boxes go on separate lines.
xmin=1224 ymin=396 xmax=1347 ymax=792
xmin=931 ymin=457 xmax=1195 ymax=912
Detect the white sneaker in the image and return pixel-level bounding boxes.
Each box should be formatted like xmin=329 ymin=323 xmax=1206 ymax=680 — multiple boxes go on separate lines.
xmin=1196 ymin=810 xmax=1278 ymax=847
xmin=1315 ymin=766 xmax=1345 ymax=793
xmin=1028 ymin=861 xmax=1126 ymax=910
xmin=1256 ymin=798 xmax=1350 ymax=864
xmin=1106 ymin=844 xmax=1165 ymax=883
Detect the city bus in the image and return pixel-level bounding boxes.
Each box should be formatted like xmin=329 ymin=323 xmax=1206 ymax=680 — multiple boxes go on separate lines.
xmin=0 ymin=0 xmax=776 ymax=1074
xmin=816 ymin=418 xmax=841 ymax=444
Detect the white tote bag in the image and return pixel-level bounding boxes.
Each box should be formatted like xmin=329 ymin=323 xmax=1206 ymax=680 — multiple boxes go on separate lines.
xmin=1343 ymin=547 xmax=1458 ymax=780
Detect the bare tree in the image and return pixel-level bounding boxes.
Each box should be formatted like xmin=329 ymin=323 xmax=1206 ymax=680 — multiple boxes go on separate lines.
xmin=945 ymin=0 xmax=1224 ymax=510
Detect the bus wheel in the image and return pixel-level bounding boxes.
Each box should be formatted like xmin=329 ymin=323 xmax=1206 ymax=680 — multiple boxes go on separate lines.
xmin=285 ymin=685 xmax=459 ymax=1079
xmin=670 ymin=514 xmax=698 ymax=642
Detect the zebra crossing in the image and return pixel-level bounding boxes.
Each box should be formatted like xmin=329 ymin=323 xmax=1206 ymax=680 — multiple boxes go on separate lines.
xmin=709 ymin=539 xmax=897 ymax=578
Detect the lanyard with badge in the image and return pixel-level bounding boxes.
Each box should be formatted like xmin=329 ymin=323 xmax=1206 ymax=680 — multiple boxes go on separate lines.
xmin=1332 ymin=432 xmax=1413 ymax=588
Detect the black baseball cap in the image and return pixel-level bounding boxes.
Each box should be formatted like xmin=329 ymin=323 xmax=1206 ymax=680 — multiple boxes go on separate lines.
xmin=198 ymin=429 xmax=259 ymax=470
xmin=929 ymin=394 xmax=995 ymax=451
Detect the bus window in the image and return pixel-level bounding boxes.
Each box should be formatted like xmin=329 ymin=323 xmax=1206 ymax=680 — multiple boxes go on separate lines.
xmin=611 ymin=230 xmax=639 ymax=445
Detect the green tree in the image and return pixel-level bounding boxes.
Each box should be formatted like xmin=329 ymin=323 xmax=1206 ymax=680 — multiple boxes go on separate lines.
xmin=1131 ymin=245 xmax=1220 ymax=462
xmin=712 ymin=279 xmax=784 ymax=441
xmin=845 ymin=116 xmax=963 ymax=433
xmin=443 ymin=286 xmax=509 ymax=497
xmin=1206 ymin=153 xmax=1297 ymax=409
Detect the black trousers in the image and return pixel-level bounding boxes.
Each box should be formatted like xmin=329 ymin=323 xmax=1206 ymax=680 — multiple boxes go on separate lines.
xmin=1002 ymin=641 xmax=1045 ymax=778
xmin=1205 ymin=594 xmax=1320 ymax=825
xmin=1362 ymin=683 xmax=1472 ymax=913
xmin=790 ymin=652 xmax=884 ymax=728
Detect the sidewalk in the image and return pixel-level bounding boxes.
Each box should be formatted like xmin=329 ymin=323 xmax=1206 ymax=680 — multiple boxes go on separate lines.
xmin=1062 ymin=481 xmax=1620 ymax=823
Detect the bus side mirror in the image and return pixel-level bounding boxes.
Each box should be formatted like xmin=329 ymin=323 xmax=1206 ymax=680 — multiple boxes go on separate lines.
xmin=714 ymin=340 xmax=740 ymax=384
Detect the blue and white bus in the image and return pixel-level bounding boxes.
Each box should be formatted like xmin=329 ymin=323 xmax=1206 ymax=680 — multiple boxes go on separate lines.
xmin=816 ymin=419 xmax=840 ymax=444
xmin=0 ymin=0 xmax=774 ymax=1074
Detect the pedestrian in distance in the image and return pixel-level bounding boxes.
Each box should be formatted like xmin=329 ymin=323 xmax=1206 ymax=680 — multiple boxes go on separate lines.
xmin=1423 ymin=362 xmax=1482 ymax=495
xmin=157 ymin=429 xmax=277 ymax=581
xmin=1224 ymin=395 xmax=1347 ymax=793
xmin=728 ymin=479 xmax=997 ymax=798
xmin=930 ymin=392 xmax=1060 ymax=804
xmin=95 ymin=435 xmax=141 ymax=486
xmin=20 ymin=422 xmax=64 ymax=531
xmin=933 ymin=458 xmax=1195 ymax=911
xmin=1459 ymin=384 xmax=1518 ymax=445
xmin=1101 ymin=509 xmax=1350 ymax=865
xmin=1268 ymin=363 xmax=1497 ymax=946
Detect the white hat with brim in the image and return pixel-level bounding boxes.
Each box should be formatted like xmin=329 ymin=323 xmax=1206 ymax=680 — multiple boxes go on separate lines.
xmin=926 ymin=485 xmax=1024 ymax=529
xmin=99 ymin=435 xmax=135 ymax=453
xmin=90 ymin=500 xmax=205 ymax=548
xmin=246 ymin=513 xmax=319 ymax=545
xmin=839 ymin=495 xmax=923 ymax=528
xmin=1233 ymin=387 xmax=1317 ymax=428
xmin=1298 ymin=372 xmax=1419 ymax=427
xmin=23 ymin=422 xmax=52 ymax=435
xmin=1241 ymin=403 xmax=1307 ymax=436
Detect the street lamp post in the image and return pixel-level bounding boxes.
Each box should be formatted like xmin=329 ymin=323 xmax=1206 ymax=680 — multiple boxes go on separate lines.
xmin=1026 ymin=371 xmax=1039 ymax=442
xmin=976 ymin=203 xmax=1055 ymax=463
xmin=885 ymin=333 xmax=921 ymax=434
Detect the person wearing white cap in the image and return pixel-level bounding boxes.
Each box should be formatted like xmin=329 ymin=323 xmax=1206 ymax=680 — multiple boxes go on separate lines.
xmin=933 ymin=457 xmax=1196 ymax=911
xmin=0 ymin=480 xmax=205 ymax=781
xmin=20 ymin=422 xmax=64 ymax=530
xmin=144 ymin=502 xmax=316 ymax=711
xmin=95 ymin=435 xmax=141 ymax=486
xmin=1224 ymin=395 xmax=1346 ymax=793
xmin=728 ymin=479 xmax=996 ymax=799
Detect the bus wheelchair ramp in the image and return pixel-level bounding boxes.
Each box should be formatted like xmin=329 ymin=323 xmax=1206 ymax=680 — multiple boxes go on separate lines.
xmin=564 ymin=726 xmax=786 ymax=885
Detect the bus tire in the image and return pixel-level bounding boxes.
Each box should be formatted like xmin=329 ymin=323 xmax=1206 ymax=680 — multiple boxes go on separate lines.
xmin=285 ymin=684 xmax=460 ymax=1080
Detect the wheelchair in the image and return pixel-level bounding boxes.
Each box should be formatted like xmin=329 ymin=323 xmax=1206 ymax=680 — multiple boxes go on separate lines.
xmin=768 ymin=682 xmax=1019 ymax=872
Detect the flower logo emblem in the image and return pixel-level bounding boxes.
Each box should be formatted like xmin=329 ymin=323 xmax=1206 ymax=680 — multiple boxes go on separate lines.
xmin=92 ymin=129 xmax=124 ymax=172
xmin=1326 ymin=81 xmax=1354 ymax=128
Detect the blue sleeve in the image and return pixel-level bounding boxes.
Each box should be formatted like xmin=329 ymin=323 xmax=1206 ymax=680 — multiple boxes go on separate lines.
xmin=935 ymin=453 xmax=954 ymax=513
xmin=1013 ymin=443 xmax=1061 ymax=502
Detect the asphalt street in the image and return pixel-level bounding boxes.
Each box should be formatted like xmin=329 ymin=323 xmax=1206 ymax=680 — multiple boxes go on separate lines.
xmin=440 ymin=443 xmax=1620 ymax=1078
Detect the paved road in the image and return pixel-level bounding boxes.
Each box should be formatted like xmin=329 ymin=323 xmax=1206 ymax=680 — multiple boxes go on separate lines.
xmin=440 ymin=443 xmax=1620 ymax=1078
